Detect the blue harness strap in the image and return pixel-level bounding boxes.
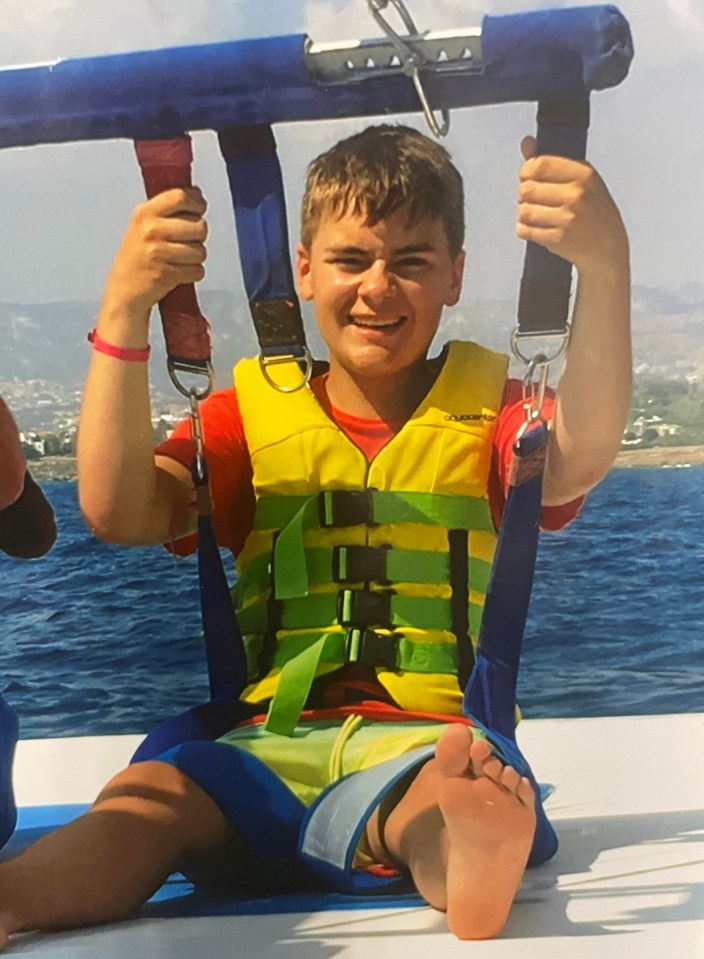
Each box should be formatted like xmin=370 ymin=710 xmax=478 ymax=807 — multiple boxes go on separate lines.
xmin=463 ymin=423 xmax=558 ymax=866
xmin=0 ymin=693 xmax=19 ymax=851
xmin=218 ymin=125 xmax=308 ymax=363
xmin=464 ymin=425 xmax=547 ymax=742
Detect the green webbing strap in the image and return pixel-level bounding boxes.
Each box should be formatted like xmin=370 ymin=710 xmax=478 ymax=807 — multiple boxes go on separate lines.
xmin=260 ymin=490 xmax=493 ymax=600
xmin=237 ymin=546 xmax=492 ymax=606
xmin=264 ymin=635 xmax=331 ymax=736
xmin=272 ymin=496 xmax=320 ymax=600
xmin=263 ymin=628 xmax=459 ymax=736
xmin=256 ymin=490 xmax=494 ymax=532
xmin=271 ymin=630 xmax=458 ymax=674
xmin=237 ymin=589 xmax=476 ymax=634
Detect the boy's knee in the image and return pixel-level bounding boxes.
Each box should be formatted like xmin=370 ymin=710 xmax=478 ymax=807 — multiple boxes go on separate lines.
xmin=93 ymin=760 xmax=229 ymax=848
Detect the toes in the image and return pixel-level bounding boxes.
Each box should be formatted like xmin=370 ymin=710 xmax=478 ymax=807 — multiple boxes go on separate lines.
xmin=468 ymin=737 xmax=492 ymax=776
xmin=499 ymin=766 xmax=521 ymax=793
xmin=481 ymin=755 xmax=504 ymax=783
xmin=516 ymin=776 xmax=536 ymax=808
xmin=435 ymin=724 xmax=474 ymax=777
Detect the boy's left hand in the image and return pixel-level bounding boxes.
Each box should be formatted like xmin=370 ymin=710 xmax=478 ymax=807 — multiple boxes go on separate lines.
xmin=517 ymin=136 xmax=628 ymax=275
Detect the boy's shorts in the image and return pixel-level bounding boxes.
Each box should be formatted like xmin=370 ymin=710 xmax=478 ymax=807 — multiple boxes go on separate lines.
xmin=218 ymin=715 xmax=486 ymax=807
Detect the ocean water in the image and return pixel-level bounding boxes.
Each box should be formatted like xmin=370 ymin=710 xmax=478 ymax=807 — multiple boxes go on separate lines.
xmin=1 ymin=469 xmax=702 ymax=740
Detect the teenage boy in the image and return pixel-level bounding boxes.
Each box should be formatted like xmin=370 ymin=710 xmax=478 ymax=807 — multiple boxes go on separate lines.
xmin=0 ymin=124 xmax=630 ymax=947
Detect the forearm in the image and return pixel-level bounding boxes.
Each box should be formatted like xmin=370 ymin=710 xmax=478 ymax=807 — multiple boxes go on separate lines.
xmin=544 ymin=250 xmax=632 ymax=504
xmin=77 ymin=302 xmax=175 ymax=545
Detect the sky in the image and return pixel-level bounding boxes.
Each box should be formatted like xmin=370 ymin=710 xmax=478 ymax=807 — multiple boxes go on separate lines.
xmin=0 ymin=0 xmax=702 ymax=306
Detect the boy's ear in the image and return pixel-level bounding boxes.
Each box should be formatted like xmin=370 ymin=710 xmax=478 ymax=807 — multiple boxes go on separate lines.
xmin=444 ymin=250 xmax=466 ymax=307
xmin=296 ymin=243 xmax=314 ymax=301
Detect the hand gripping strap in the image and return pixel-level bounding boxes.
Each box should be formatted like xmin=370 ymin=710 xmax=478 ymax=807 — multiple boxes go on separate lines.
xmin=517 ymin=99 xmax=590 ymax=336
xmin=133 ymin=136 xmax=212 ymax=369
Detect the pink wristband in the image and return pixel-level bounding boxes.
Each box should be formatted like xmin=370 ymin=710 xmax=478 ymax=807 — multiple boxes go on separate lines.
xmin=88 ymin=328 xmax=150 ymax=362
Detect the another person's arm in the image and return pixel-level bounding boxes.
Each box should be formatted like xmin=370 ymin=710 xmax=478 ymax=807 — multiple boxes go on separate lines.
xmin=78 ymin=188 xmax=208 ymax=545
xmin=0 ymin=396 xmax=57 ymax=558
xmin=516 ymin=138 xmax=631 ymax=506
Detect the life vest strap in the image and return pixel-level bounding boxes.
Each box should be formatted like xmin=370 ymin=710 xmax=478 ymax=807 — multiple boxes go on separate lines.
xmin=255 ymin=489 xmax=494 ymax=533
xmin=237 ymin=588 xmax=484 ymax=637
xmin=261 ymin=629 xmax=459 ymax=736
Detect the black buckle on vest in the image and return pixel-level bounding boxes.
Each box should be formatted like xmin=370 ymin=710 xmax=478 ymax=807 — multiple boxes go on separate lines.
xmin=344 ymin=628 xmax=399 ymax=671
xmin=337 ymin=588 xmax=393 ymax=628
xmin=332 ymin=545 xmax=390 ymax=584
xmin=318 ymin=489 xmax=376 ymax=528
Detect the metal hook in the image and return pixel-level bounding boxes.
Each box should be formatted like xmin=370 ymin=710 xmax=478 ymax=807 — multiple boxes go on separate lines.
xmin=366 ymin=0 xmax=451 ymax=138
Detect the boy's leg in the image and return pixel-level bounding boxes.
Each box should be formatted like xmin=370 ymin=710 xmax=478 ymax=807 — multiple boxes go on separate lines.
xmin=0 ymin=759 xmax=238 ymax=948
xmin=368 ymin=724 xmax=536 ymax=940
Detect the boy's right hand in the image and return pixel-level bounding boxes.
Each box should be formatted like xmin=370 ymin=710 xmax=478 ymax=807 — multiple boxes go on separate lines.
xmin=100 ymin=187 xmax=208 ymax=333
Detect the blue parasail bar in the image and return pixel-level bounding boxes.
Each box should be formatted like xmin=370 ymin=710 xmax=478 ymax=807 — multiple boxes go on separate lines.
xmin=0 ymin=5 xmax=632 ymax=149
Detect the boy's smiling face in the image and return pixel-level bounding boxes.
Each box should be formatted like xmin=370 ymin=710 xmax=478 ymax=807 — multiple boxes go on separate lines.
xmin=296 ymin=206 xmax=465 ymax=386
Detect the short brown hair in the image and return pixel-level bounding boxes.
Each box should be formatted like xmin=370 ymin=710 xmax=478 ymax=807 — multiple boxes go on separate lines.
xmin=300 ymin=124 xmax=464 ymax=256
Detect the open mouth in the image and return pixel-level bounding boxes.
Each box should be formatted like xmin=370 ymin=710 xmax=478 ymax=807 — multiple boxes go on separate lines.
xmin=348 ymin=316 xmax=407 ymax=332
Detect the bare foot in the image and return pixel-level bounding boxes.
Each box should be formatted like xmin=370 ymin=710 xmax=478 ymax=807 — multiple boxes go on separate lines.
xmin=382 ymin=724 xmax=536 ymax=940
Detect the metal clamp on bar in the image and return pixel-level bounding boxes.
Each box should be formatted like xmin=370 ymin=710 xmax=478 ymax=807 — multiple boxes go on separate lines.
xmin=367 ymin=0 xmax=448 ymax=137
xmin=306 ymin=0 xmax=483 ymax=138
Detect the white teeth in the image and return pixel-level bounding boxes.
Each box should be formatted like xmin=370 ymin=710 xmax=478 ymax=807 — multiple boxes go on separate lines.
xmin=351 ymin=317 xmax=404 ymax=328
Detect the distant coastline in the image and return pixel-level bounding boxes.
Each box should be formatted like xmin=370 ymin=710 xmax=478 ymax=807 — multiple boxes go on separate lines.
xmin=613 ymin=445 xmax=704 ymax=468
xmin=29 ymin=446 xmax=704 ymax=484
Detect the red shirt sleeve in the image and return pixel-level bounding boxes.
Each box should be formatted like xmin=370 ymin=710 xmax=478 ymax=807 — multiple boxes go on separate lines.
xmin=489 ymin=379 xmax=584 ymax=532
xmin=155 ymin=387 xmax=255 ymax=556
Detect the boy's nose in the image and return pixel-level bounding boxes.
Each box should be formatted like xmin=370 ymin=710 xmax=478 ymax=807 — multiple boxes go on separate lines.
xmin=357 ymin=259 xmax=395 ymax=301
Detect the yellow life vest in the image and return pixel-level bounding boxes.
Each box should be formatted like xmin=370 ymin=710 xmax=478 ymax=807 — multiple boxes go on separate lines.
xmin=232 ymin=340 xmax=508 ymax=735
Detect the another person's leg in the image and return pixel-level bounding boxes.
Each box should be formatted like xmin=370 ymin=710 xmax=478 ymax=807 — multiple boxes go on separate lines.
xmin=0 ymin=759 xmax=238 ymax=949
xmin=368 ymin=724 xmax=536 ymax=940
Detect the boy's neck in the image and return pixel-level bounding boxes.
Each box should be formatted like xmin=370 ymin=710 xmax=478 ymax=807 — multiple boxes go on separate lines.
xmin=325 ymin=357 xmax=436 ymax=423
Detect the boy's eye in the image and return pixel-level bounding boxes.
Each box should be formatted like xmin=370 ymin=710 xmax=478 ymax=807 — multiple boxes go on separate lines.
xmin=394 ymin=257 xmax=431 ymax=274
xmin=328 ymin=256 xmax=367 ymax=271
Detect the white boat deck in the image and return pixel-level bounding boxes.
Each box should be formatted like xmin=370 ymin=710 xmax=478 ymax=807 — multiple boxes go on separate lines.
xmin=6 ymin=713 xmax=704 ymax=957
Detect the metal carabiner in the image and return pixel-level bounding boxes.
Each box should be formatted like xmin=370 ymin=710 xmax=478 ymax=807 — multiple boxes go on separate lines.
xmin=188 ymin=389 xmax=208 ymax=487
xmin=517 ymin=352 xmax=551 ymax=439
xmin=366 ymin=0 xmax=450 ymax=138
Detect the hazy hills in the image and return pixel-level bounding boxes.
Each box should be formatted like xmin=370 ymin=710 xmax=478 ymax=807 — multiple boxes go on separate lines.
xmin=1 ymin=283 xmax=703 ymax=391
